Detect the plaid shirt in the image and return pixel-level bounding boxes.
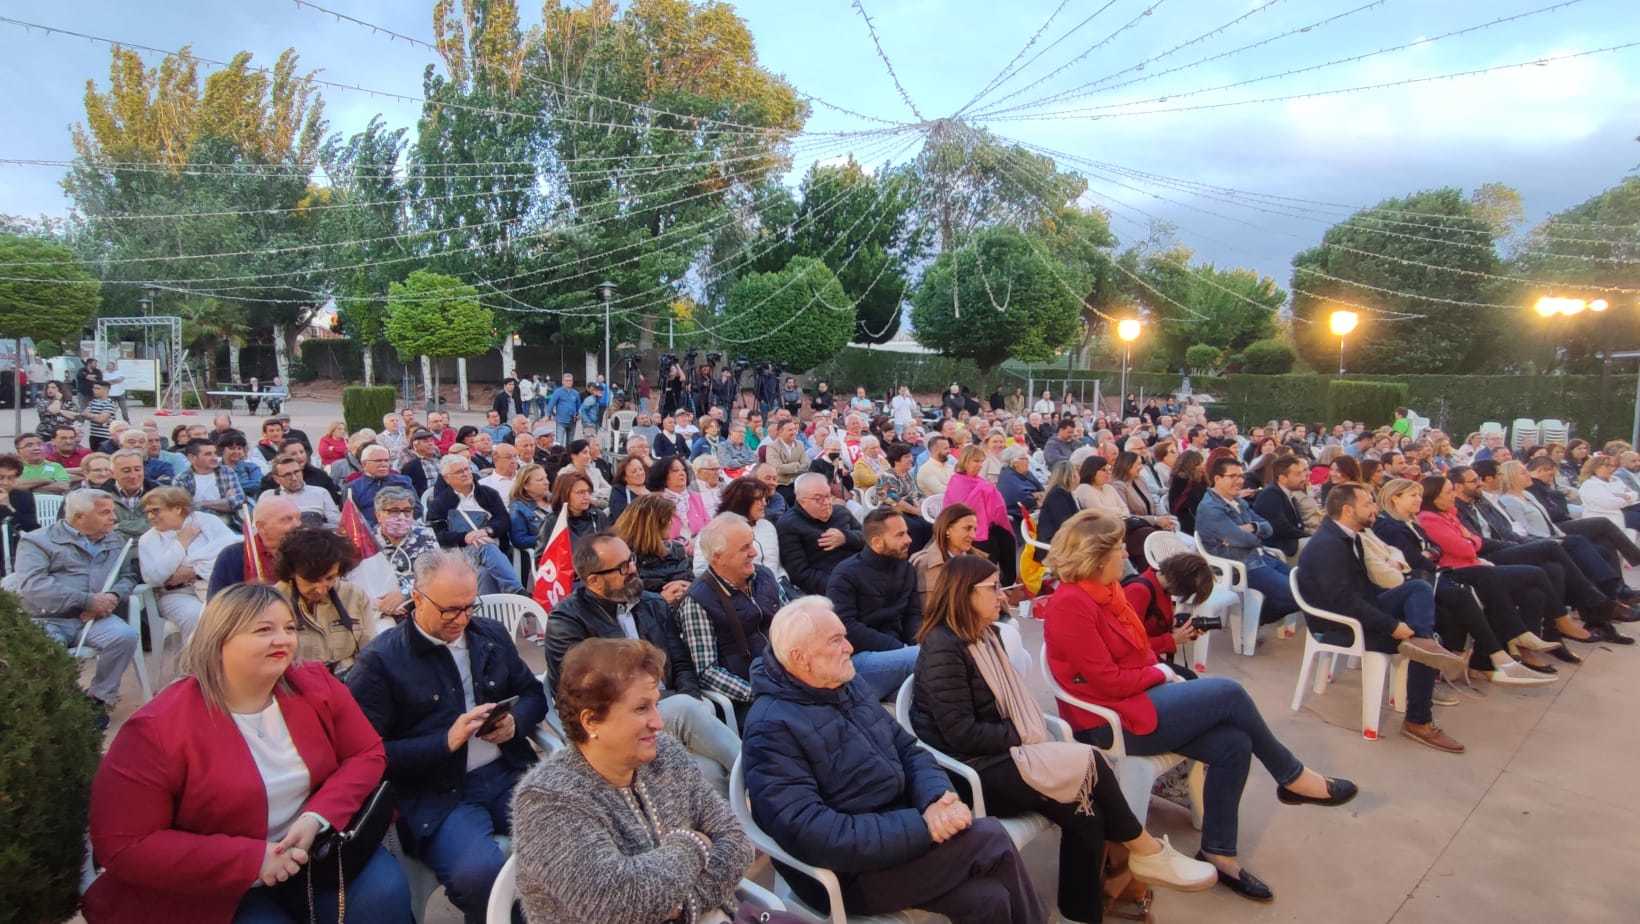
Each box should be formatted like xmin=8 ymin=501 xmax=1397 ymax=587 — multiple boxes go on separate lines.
xmin=174 ymin=465 xmax=247 ymax=512
xmin=676 ymin=567 xmax=779 ymax=703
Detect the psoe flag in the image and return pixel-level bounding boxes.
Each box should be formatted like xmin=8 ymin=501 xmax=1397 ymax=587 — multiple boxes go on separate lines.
xmin=532 ymin=507 xmax=574 ymax=609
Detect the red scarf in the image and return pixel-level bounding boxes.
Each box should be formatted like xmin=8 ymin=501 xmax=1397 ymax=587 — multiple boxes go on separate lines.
xmin=1075 ymin=578 xmax=1151 ymax=655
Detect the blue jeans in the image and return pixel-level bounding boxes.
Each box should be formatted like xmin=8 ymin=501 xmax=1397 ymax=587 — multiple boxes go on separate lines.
xmin=851 ymin=646 xmax=919 ymax=701
xmin=1077 ymin=677 xmax=1303 ymax=857
xmin=414 ymin=760 xmax=519 ymax=923
xmin=1246 ymin=558 xmax=1299 ymax=619
xmin=471 ymin=543 xmax=523 ymax=595
xmin=232 ymin=845 xmax=412 ymax=923
xmin=556 ymin=423 xmax=576 ymax=445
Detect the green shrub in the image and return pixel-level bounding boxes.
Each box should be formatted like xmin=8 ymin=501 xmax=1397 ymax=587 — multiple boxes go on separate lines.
xmin=342 ymin=385 xmax=398 ymax=434
xmin=1327 ymin=380 xmax=1409 ymax=428
xmin=0 ymin=590 xmax=102 ymax=922
xmin=1185 ymin=344 xmax=1222 ymax=374
xmin=34 ymin=339 xmax=62 ymax=359
xmin=1239 ymin=339 xmax=1296 ymax=375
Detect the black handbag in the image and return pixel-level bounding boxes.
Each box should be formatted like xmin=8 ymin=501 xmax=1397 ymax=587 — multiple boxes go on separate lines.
xmin=273 ymin=780 xmax=397 ymax=921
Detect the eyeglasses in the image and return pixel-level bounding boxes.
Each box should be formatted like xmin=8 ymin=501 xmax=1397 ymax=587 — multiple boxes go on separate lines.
xmin=415 ymin=590 xmax=475 ymax=621
xmin=379 ymin=506 xmax=415 ymax=516
xmin=589 ymin=555 xmax=637 ymax=576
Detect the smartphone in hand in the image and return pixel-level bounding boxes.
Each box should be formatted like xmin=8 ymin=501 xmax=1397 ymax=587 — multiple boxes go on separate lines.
xmin=477 ymin=695 xmax=521 ymax=736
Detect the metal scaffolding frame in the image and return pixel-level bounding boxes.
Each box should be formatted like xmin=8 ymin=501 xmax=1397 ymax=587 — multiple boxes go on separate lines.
xmin=95 ymin=316 xmax=185 ymax=414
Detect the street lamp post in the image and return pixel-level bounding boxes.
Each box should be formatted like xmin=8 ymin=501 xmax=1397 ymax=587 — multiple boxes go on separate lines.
xmin=1329 ymin=310 xmax=1359 ymax=375
xmin=1116 ymin=318 xmax=1141 ymax=410
xmin=595 ymin=281 xmax=616 ymax=398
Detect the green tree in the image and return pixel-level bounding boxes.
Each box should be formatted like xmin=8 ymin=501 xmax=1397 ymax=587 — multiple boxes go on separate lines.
xmin=1237 ymin=338 xmax=1297 ymax=374
xmin=321 ymin=116 xmax=411 ymax=385
xmin=1289 ymin=188 xmax=1513 ymax=373
xmin=386 ymin=270 xmax=495 ymax=404
xmin=1185 ymin=343 xmax=1223 ymax=375
xmin=1140 ymin=250 xmax=1283 ymax=368
xmin=715 ymin=257 xmax=854 ymax=371
xmin=910 ymin=226 xmax=1085 ymax=370
xmin=0 ymin=235 xmax=101 ymax=419
xmin=911 ymin=122 xmax=1085 ymax=252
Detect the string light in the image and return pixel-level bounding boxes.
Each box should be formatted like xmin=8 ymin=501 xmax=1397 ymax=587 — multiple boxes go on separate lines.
xmin=951 ymin=0 xmax=1073 ymax=117
xmin=850 ymin=0 xmax=924 ymax=121
xmin=968 ymin=0 xmax=1171 ymax=118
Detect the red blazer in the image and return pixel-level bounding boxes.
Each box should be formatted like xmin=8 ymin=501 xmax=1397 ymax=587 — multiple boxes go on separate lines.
xmin=84 ymin=663 xmax=386 ymax=924
xmin=1041 ymin=581 xmax=1168 ymax=736
xmin=1416 ymin=508 xmax=1483 ymax=569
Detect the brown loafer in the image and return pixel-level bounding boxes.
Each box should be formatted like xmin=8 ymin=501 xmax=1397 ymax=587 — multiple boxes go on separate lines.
xmin=1402 ymin=721 xmax=1465 ymax=753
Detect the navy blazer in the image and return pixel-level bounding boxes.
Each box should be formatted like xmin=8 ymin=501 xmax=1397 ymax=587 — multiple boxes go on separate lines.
xmin=346 ymin=616 xmax=546 ymax=853
xmin=1250 ymin=484 xmax=1306 ymax=556
xmin=1372 ymin=514 xmax=1441 ymax=578
xmin=1295 ymin=518 xmax=1399 ymax=650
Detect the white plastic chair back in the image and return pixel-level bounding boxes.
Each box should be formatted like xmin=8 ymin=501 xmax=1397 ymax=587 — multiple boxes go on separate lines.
xmin=1510 ymin=419 xmax=1538 ymax=450
xmin=1538 ymin=418 xmax=1569 ymax=445
xmin=35 ymin=494 xmax=63 ymax=527
xmin=476 ymin=593 xmax=547 ymax=640
xmin=1287 ymin=567 xmax=1409 ymax=740
xmin=920 ymin=492 xmax=944 ymax=524
xmin=1142 ymin=530 xmax=1194 ymax=570
xmin=486 ymin=855 xmax=517 ymax=924
xmin=1028 ymin=450 xmax=1048 ymax=483
xmin=1478 ymin=421 xmax=1506 ymax=437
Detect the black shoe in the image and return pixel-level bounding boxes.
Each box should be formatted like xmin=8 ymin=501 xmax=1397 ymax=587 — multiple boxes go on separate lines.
xmin=1608 ymin=606 xmax=1640 ymax=623
xmin=1587 ymin=624 xmax=1636 ymax=645
xmin=84 ymin=695 xmax=111 ymax=731
xmin=1195 ymin=852 xmax=1274 ymax=902
xmin=1276 ymin=776 xmax=1359 ymax=807
xmin=1520 ymin=659 xmax=1559 ymax=674
xmin=1547 ymin=645 xmax=1583 ymax=664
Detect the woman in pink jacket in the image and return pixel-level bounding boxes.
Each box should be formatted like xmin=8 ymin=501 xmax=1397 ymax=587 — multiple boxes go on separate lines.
xmin=943 ymin=444 xmax=1018 ymax=584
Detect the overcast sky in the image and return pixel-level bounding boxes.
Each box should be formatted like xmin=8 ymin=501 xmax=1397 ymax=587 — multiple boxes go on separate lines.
xmin=1 ymin=0 xmax=1635 ymax=288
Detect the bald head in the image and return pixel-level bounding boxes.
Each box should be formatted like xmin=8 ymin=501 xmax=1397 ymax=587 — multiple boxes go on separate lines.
xmin=253 ymin=496 xmax=301 ymax=550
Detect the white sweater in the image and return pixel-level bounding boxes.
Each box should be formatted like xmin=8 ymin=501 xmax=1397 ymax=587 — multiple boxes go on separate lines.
xmin=139 ymin=512 xmax=237 ymax=591
xmin=1577 ymin=475 xmax=1636 ymax=529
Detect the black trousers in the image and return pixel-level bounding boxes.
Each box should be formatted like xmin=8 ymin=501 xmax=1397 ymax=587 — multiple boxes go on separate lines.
xmin=828 ymin=816 xmax=1048 ymax=924
xmin=1426 ymin=573 xmax=1506 ymax=668
xmin=978 ymin=529 xmax=1019 ymax=585
xmin=1561 ymin=516 xmax=1640 ymax=566
xmin=978 ymin=752 xmax=1144 ymax=924
xmin=1481 ymin=539 xmax=1611 ymax=624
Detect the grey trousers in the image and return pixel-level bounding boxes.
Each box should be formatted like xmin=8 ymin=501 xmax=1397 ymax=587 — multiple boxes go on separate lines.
xmin=660 ymin=694 xmax=740 ymax=793
xmin=36 ymin=614 xmax=139 ymax=704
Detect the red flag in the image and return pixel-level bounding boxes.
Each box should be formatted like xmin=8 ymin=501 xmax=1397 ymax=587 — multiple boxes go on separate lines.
xmin=532 ymin=506 xmax=575 ymax=609
xmin=338 ymin=495 xmax=379 ymax=558
xmin=242 ymin=532 xmax=273 ymax=583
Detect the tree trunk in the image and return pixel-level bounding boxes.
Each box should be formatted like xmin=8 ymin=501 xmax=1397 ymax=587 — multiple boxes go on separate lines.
xmin=420 ymin=355 xmax=433 ymax=411
xmin=499 ymin=336 xmax=515 ymax=380
xmin=362 ymin=347 xmax=374 ymax=387
xmin=636 ymin=311 xmax=654 ymax=352
xmin=228 ymin=342 xmax=242 ymax=384
xmin=272 ymin=323 xmax=290 ymax=382
xmin=457 ymin=358 xmax=469 ymax=411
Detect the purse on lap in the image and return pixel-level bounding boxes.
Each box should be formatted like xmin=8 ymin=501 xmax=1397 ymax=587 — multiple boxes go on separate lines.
xmin=272 ymin=780 xmax=396 ymax=922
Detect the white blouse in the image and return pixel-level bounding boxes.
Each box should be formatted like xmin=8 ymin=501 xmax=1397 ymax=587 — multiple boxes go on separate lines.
xmin=232 ymin=699 xmax=311 ymax=842
xmin=139 ymin=512 xmax=237 ymax=591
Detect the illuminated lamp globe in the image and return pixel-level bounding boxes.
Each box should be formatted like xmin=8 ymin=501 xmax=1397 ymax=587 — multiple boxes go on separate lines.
xmin=1328 ymin=310 xmax=1359 ymax=336
xmin=1116 ymin=318 xmax=1142 ymax=342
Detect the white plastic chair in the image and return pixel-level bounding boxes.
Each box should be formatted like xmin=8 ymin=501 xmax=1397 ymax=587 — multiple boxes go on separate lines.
xmin=729 ymin=757 xmax=945 ymax=924
xmin=1538 ymin=418 xmax=1569 ymax=446
xmin=486 ymin=854 xmax=518 ymax=924
xmin=892 ymin=676 xmax=1055 ymax=849
xmin=35 ymin=493 xmax=63 ymax=527
xmin=127 ymin=583 xmax=169 ymax=701
xmin=920 ymin=492 xmax=944 ymax=524
xmin=1478 ymin=421 xmax=1506 ymax=439
xmin=1036 ymin=647 xmax=1204 ymax=830
xmin=1140 ymin=532 xmax=1216 ymax=673
xmin=476 ymin=592 xmax=546 ymax=640
xmin=1193 ymin=533 xmax=1266 ymax=656
xmin=1028 ymin=450 xmax=1048 ymax=483
xmin=1510 ymin=418 xmax=1538 ymax=451
xmin=1287 ymin=568 xmax=1410 ymax=741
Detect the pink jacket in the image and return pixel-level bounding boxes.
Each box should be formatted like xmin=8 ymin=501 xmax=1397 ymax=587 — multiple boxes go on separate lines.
xmin=944 ymin=472 xmax=1011 ymax=541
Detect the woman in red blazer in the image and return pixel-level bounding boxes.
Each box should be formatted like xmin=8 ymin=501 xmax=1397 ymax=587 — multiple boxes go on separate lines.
xmin=86 ymin=583 xmax=412 ymax=924
xmin=1040 ymin=510 xmax=1356 ymax=904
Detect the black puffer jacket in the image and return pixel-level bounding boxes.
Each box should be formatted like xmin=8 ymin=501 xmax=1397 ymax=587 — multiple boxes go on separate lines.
xmin=824 ymin=548 xmax=921 ymax=652
xmin=544 ymin=585 xmax=700 ymax=696
xmin=910 ymin=624 xmax=1018 ymax=772
xmin=776 ymin=504 xmax=864 ymax=595
xmin=637 ymin=540 xmax=693 ymax=593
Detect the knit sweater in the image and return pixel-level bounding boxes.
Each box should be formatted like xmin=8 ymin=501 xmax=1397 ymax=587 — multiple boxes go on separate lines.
xmin=511 ymin=733 xmax=753 ymax=924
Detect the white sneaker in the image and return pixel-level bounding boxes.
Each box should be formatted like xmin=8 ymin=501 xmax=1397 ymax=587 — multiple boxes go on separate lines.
xmin=1487 ymin=660 xmax=1557 ymax=686
xmin=1127 ymin=835 xmax=1217 ymax=892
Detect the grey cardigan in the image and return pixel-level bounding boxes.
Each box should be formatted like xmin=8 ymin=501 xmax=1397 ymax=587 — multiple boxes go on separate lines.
xmin=511 ymin=732 xmax=753 ymax=924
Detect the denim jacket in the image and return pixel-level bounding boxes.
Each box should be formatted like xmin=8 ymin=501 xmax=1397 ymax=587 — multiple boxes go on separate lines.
xmin=1195 ymin=488 xmax=1278 ymax=570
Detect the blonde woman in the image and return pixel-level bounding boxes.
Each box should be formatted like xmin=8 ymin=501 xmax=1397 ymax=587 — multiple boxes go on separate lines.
xmin=1040 ymin=510 xmax=1355 ymax=902
xmin=138 ymin=486 xmax=237 ymax=648
xmin=317 ymin=420 xmax=349 ymax=467
xmin=979 ymin=431 xmax=1008 ymax=483
xmin=1577 ymin=454 xmax=1640 ymax=531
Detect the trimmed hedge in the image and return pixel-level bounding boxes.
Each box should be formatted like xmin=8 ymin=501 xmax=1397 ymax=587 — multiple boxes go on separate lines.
xmin=342 ymin=385 xmax=398 ymax=434
xmin=1326 ymin=380 xmax=1409 ymax=428
xmin=0 ymin=591 xmax=101 ymax=922
xmin=1237 ymin=339 xmax=1296 ymax=375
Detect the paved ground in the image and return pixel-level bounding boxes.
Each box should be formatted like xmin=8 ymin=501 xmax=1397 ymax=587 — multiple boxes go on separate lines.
xmin=51 ymin=396 xmax=1640 ymax=923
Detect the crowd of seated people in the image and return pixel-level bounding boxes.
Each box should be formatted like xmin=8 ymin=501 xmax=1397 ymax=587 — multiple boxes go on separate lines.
xmin=13 ymin=377 xmax=1638 ymax=922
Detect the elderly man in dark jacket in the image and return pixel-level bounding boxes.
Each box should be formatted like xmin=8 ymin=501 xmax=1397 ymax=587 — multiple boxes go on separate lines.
xmin=777 ymin=472 xmax=864 ymax=595
xmin=347 ymin=551 xmax=546 ymax=922
xmin=742 ymin=595 xmax=1045 ymax=924
xmin=825 ymin=508 xmax=922 ymax=701
xmin=427 ymin=454 xmax=513 ymax=556
xmin=545 ymin=532 xmax=740 ymax=790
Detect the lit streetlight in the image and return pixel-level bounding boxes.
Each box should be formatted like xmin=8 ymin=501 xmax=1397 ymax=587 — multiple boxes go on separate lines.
xmin=595 ymin=281 xmax=616 ymax=397
xmin=1329 ymin=310 xmax=1359 ymax=375
xmin=1116 ymin=318 xmax=1141 ymax=408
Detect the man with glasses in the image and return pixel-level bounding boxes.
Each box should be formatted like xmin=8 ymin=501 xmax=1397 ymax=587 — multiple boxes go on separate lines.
xmin=348 ymin=551 xmax=546 ymax=923
xmin=345 ymin=444 xmax=417 ymax=528
xmin=777 ymin=472 xmax=865 ymax=596
xmin=258 ymin=453 xmax=340 ymax=528
xmin=1195 ymin=456 xmax=1300 ymax=622
xmin=545 ymin=531 xmax=740 ymax=791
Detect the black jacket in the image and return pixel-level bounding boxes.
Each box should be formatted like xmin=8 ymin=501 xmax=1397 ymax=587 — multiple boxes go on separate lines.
xmin=0 ymin=490 xmax=39 ymax=577
xmin=1527 ymin=479 xmax=1574 ymax=523
xmin=492 ymin=390 xmax=523 ymax=420
xmin=909 ymin=624 xmax=1017 ymax=772
xmin=400 ymin=455 xmax=439 ymax=497
xmin=426 ymin=480 xmax=513 ymax=554
xmin=653 ymin=432 xmax=687 ymax=458
xmin=544 ymin=585 xmax=700 ymax=696
xmin=1372 ymin=513 xmax=1441 ymax=579
xmin=777 ymin=503 xmax=864 ymax=595
xmin=1036 ymin=486 xmax=1080 ymax=546
xmin=346 ymin=616 xmax=546 ymax=853
xmin=637 ymin=541 xmax=693 ymax=593
xmin=1251 ymin=484 xmax=1307 ymax=556
xmin=1294 ymin=518 xmax=1399 ymax=651
xmin=824 ymin=547 xmax=922 ymax=652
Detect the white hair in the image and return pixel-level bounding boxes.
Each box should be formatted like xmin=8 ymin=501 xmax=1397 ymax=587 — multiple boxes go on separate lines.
xmin=438 ymin=454 xmax=471 ymax=474
xmin=769 ymin=595 xmax=837 ymax=666
xmin=793 ymin=472 xmax=828 ymax=496
xmin=413 ymin=548 xmax=477 ymax=585
xmin=858 ymin=435 xmax=879 ymax=451
xmin=1001 ymin=445 xmax=1028 ymax=464
xmin=63 ymin=488 xmax=112 ymax=522
xmin=690 ymin=453 xmax=721 ymax=473
xmin=697 ymin=512 xmax=751 ymax=562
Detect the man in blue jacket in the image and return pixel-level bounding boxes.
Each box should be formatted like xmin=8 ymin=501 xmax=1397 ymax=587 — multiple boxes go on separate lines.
xmin=348 ymin=551 xmax=545 ymax=923
xmin=741 ymin=596 xmax=1045 ymax=924
xmin=542 ymin=372 xmax=582 ymax=445
xmin=1194 ymin=455 xmax=1299 ymax=621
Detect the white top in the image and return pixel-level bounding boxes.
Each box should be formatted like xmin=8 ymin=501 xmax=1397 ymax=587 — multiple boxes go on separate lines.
xmin=232 ymin=700 xmax=311 ymax=842
xmin=414 ymin=622 xmax=499 ymax=772
xmin=192 ymin=474 xmax=220 ymax=503
xmin=104 ymin=368 xmax=127 ymax=397
xmin=139 ymin=512 xmax=238 ymax=590
xmin=258 ymin=484 xmax=340 ymax=527
xmin=1074 ymin=483 xmax=1131 ymax=519
xmin=890 ymin=395 xmax=918 ymax=427
xmin=582 ymin=463 xmax=612 ymax=508
xmin=518 ymin=379 xmax=536 ymax=401
xmin=1032 ymin=398 xmax=1056 ymax=415
xmin=480 ymin=471 xmax=518 ymax=499
xmin=1577 ymin=475 xmax=1635 ymax=529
